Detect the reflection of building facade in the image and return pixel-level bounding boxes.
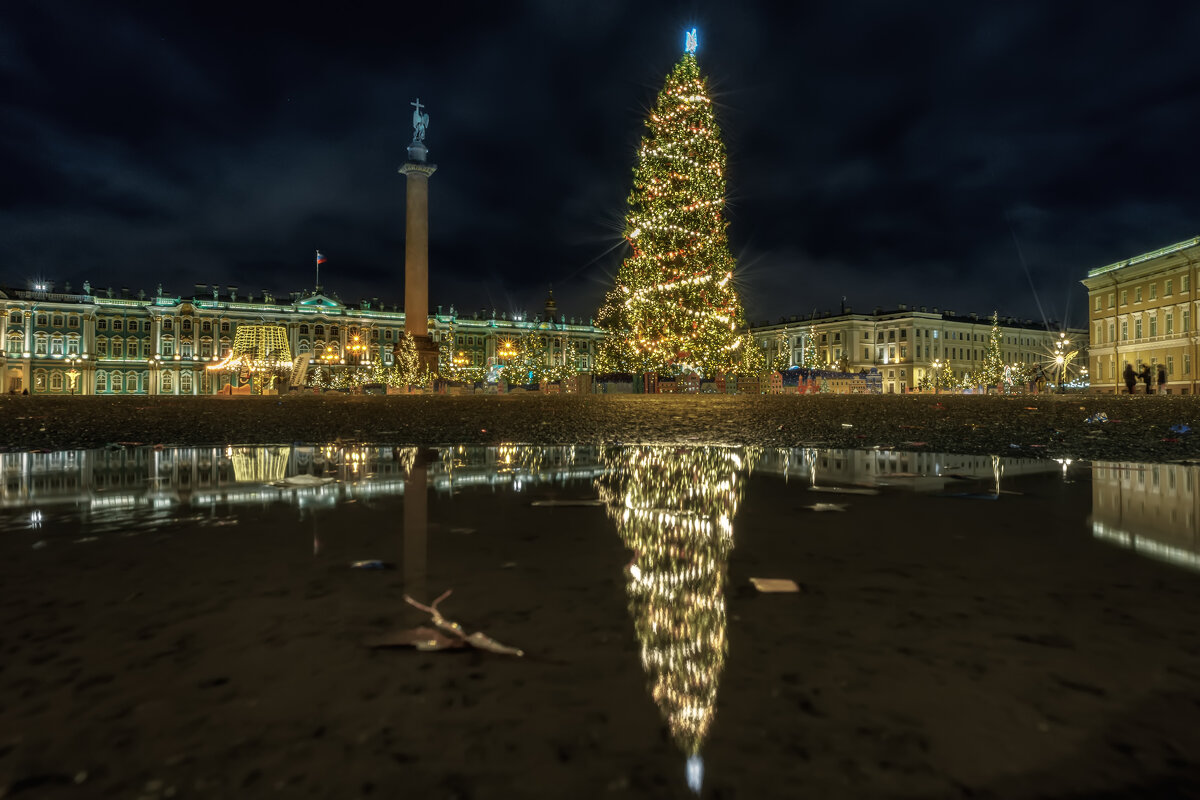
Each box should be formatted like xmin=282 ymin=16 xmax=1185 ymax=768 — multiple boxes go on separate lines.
xmin=1091 ymin=461 xmax=1200 ymax=572
xmin=0 ymin=285 xmax=602 ymax=395
xmin=750 ymin=307 xmax=1085 ymax=394
xmin=0 ymin=444 xmax=607 ymax=514
xmin=753 ymin=448 xmax=1063 ymax=492
xmin=1081 ymin=237 xmax=1199 ymax=394
xmin=595 ymin=446 xmax=753 ymax=794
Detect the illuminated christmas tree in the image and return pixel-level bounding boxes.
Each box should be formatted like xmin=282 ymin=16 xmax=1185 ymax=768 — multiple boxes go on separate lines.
xmin=596 ymin=444 xmax=755 ymax=793
xmin=979 ymin=311 xmax=1005 ymax=391
xmin=597 ymin=30 xmax=757 ymax=378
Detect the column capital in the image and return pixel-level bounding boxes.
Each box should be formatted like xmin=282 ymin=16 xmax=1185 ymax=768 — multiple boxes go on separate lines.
xmin=399 ymin=162 xmax=438 ymax=178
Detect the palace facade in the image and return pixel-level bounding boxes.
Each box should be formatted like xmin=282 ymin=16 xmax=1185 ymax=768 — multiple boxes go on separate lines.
xmin=748 ymin=307 xmax=1086 ymax=394
xmin=0 ymin=283 xmax=603 ymax=395
xmin=1080 ymin=236 xmax=1199 ymax=395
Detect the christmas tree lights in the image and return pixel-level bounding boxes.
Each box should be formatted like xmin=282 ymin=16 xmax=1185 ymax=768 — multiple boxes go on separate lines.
xmin=979 ymin=311 xmax=1005 ymax=391
xmin=596 ymin=444 xmax=757 ymax=792
xmin=597 ymin=34 xmax=757 ymax=378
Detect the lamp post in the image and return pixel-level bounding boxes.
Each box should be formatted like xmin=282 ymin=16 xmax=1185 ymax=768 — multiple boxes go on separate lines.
xmin=65 ymin=355 xmax=80 ymax=395
xmin=931 ymin=358 xmax=943 ymax=395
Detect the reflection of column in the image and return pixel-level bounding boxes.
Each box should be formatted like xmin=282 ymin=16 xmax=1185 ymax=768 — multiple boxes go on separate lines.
xmin=403 ymin=449 xmax=428 ymax=601
xmin=596 ymin=446 xmax=752 ymax=795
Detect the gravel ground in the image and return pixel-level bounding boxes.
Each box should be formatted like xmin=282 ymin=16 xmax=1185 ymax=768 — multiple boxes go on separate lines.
xmin=2 ymin=393 xmax=1198 ymax=462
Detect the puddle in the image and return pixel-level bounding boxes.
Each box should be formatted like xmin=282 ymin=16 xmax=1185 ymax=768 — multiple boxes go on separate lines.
xmin=2 ymin=445 xmax=1199 ymax=796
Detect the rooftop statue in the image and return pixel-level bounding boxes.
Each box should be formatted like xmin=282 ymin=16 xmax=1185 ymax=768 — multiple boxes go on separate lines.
xmin=411 ymin=98 xmax=429 ymax=142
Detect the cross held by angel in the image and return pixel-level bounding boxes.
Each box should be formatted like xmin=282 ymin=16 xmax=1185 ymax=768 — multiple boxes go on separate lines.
xmin=411 ymin=98 xmax=430 ymax=142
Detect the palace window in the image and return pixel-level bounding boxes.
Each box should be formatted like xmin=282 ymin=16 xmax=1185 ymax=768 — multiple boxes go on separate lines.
xmin=66 ymin=335 xmax=80 ymax=356
xmin=162 ymin=319 xmax=173 ymax=332
xmin=1150 ymin=316 xmax=1158 ymax=337
xmin=1167 ymin=313 xmax=1174 ymax=334
xmin=52 ymin=314 xmax=63 ymax=327
xmin=220 ymin=322 xmax=230 ymax=333
xmin=162 ymin=337 xmax=174 ymax=357
xmin=1121 ymin=290 xmax=1128 ymax=306
xmin=1166 ymin=279 xmax=1173 ymax=296
xmin=1183 ymin=276 xmax=1191 ymax=292
xmin=1185 ymin=311 xmax=1191 ymax=332
xmin=314 ymin=325 xmax=324 ymax=336
xmin=1135 ymin=318 xmax=1142 ymax=339
xmin=299 ymin=324 xmax=309 ymax=335
xmin=161 ymin=372 xmax=173 ymax=392
xmin=1150 ymin=284 xmax=1157 ymax=300
xmin=95 ymin=370 xmax=108 ymax=393
xmin=125 ymin=372 xmax=139 ymax=393
xmin=34 ymin=334 xmax=48 ymax=355
xmin=330 ymin=326 xmax=339 ymax=337
xmin=1108 ymin=322 xmax=1115 ymax=342
xmin=9 ymin=310 xmax=21 ymax=324
xmin=182 ymin=318 xmax=192 ymax=332
xmin=202 ymin=321 xmax=212 ymax=333
xmin=181 ymin=340 xmax=192 ymax=359
xmin=1185 ymin=354 xmax=1192 ymax=375
xmin=200 ymin=338 xmax=212 ymax=358
xmin=1136 ymin=287 xmax=1143 ymax=303
xmin=111 ymin=338 xmax=123 ymax=358
xmin=96 ymin=337 xmax=108 ymax=357
xmin=49 ymin=371 xmax=63 ymax=391
xmin=33 ymin=369 xmax=46 ymax=391
xmin=1095 ymin=296 xmax=1101 ymax=311
xmin=50 ymin=335 xmax=63 ymax=355
xmin=36 ymin=313 xmax=48 ymax=326
xmin=112 ymin=319 xmax=123 ymax=331
xmin=1120 ymin=321 xmax=1128 ymax=341
xmin=128 ymin=338 xmax=139 ymax=359
xmin=1168 ymin=356 xmax=1175 ymax=377
xmin=180 ymin=372 xmax=192 ymax=393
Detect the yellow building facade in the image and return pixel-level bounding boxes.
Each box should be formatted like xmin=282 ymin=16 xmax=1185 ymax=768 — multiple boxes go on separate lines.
xmin=1081 ymin=237 xmax=1199 ymax=394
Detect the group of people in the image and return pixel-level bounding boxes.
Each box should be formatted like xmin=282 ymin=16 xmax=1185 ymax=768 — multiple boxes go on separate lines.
xmin=1123 ymin=363 xmax=1168 ymax=395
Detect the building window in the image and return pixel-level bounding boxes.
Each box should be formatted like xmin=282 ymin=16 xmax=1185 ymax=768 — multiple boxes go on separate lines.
xmin=1185 ymin=311 xmax=1191 ymax=332
xmin=66 ymin=335 xmax=80 ymax=356
xmin=162 ymin=319 xmax=173 ymax=332
xmin=34 ymin=334 xmax=48 ymax=355
xmin=33 ymin=370 xmax=46 ymax=391
xmin=1135 ymin=318 xmax=1142 ymax=339
xmin=1121 ymin=321 xmax=1128 ymax=341
xmin=50 ymin=371 xmax=64 ymax=391
xmin=52 ymin=314 xmax=63 ymax=327
xmin=125 ymin=372 xmax=138 ymax=393
xmin=182 ymin=318 xmax=192 ymax=332
xmin=95 ymin=370 xmax=108 ymax=393
xmin=112 ymin=318 xmax=123 ymax=331
xmin=1167 ymin=313 xmax=1174 ymax=334
xmin=50 ymin=335 xmax=63 ymax=355
xmin=1186 ymin=354 xmax=1192 ymax=375
xmin=181 ymin=372 xmax=192 ymax=393
xmin=9 ymin=310 xmax=21 ymax=324
xmin=1135 ymin=287 xmax=1143 ymax=303
xmin=863 ymin=347 xmax=869 ymax=359
xmin=220 ymin=322 xmax=230 ymax=333
xmin=1121 ymin=290 xmax=1128 ymax=306
xmin=200 ymin=339 xmax=212 ymax=358
xmin=1167 ymin=356 xmax=1174 ymax=377
xmin=97 ymin=318 xmax=108 ymax=331
xmin=181 ymin=341 xmax=192 ymax=359
xmin=1150 ymin=284 xmax=1157 ymax=300
xmin=111 ymin=338 xmax=123 ymax=358
xmin=1183 ymin=275 xmax=1191 ymax=292
xmin=162 ymin=337 xmax=174 ymax=357
xmin=330 ymin=326 xmax=339 ymax=337
xmin=1150 ymin=316 xmax=1158 ymax=337
xmin=36 ymin=313 xmax=48 ymax=326
xmin=1165 ymin=279 xmax=1173 ymax=296
xmin=162 ymin=372 xmax=173 ymax=392
xmin=68 ymin=314 xmax=78 ymax=328
xmin=299 ymin=324 xmax=309 ymax=335
xmin=314 ymin=325 xmax=324 ymax=336
xmin=96 ymin=337 xmax=108 ymax=357
xmin=1094 ymin=296 xmax=1101 ymax=311
xmin=201 ymin=321 xmax=212 ymax=333
xmin=1108 ymin=322 xmax=1114 ymax=342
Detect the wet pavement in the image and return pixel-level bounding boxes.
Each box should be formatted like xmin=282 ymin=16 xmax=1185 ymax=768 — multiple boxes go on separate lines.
xmin=2 ymin=444 xmax=1199 ymax=798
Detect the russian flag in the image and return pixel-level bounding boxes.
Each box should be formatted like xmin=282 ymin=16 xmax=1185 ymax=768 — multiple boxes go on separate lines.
xmin=316 ymin=250 xmax=327 ymax=265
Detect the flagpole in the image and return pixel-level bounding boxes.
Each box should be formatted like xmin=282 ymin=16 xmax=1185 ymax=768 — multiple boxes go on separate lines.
xmin=315 ymin=250 xmax=320 ymax=290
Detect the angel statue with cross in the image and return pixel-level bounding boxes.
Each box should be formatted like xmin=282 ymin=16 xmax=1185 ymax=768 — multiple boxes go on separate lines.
xmin=411 ymin=98 xmax=429 ymax=142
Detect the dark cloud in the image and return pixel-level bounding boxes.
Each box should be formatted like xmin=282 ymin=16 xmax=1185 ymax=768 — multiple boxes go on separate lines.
xmin=2 ymin=0 xmax=1199 ymax=328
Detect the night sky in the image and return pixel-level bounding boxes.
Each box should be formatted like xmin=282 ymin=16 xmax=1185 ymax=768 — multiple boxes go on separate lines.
xmin=4 ymin=1 xmax=1200 ymax=329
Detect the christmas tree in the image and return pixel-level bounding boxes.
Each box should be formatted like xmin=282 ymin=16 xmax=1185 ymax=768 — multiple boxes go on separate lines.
xmin=595 ymin=444 xmax=755 ymax=793
xmin=979 ymin=311 xmax=1005 ymax=391
xmin=801 ymin=325 xmax=821 ymax=369
xmin=596 ymin=30 xmax=756 ymax=378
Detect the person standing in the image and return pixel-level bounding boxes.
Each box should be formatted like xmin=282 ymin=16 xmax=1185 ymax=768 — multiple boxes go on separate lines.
xmin=1123 ymin=363 xmax=1136 ymax=395
xmin=1157 ymin=365 xmax=1168 ymax=395
xmin=1139 ymin=365 xmax=1153 ymax=394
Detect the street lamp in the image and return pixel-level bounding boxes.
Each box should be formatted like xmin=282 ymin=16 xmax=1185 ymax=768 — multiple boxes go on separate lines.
xmin=347 ymin=334 xmax=367 ymax=365
xmin=65 ymin=355 xmax=81 ymax=395
xmin=931 ymin=358 xmax=943 ymax=395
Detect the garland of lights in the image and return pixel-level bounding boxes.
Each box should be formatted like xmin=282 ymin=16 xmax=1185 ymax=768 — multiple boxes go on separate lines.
xmin=597 ymin=46 xmax=761 ymax=378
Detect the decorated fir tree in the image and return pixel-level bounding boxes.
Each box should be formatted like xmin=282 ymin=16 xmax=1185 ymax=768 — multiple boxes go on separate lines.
xmin=597 ymin=30 xmax=756 ymax=378
xmin=979 ymin=311 xmax=1005 ymax=391
xmin=801 ymin=325 xmax=821 ymax=369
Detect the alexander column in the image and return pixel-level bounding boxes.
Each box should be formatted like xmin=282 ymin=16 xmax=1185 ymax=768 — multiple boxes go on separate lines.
xmin=398 ymin=98 xmax=439 ymax=370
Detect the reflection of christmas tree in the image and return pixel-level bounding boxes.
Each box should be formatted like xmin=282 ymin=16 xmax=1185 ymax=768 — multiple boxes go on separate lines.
xmin=596 ymin=445 xmax=753 ymax=793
